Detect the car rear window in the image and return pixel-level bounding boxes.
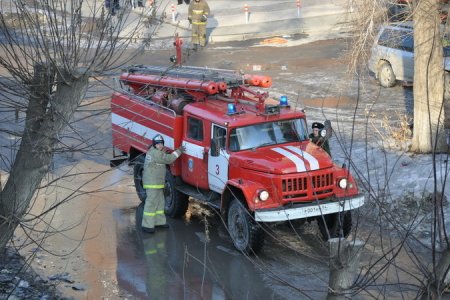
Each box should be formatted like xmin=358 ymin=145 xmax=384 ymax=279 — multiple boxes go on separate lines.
xmin=444 ymin=46 xmax=450 ymax=57
xmin=378 ymin=28 xmax=414 ymax=52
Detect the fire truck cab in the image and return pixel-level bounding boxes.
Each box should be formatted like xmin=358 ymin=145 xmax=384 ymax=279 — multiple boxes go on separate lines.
xmin=111 ymin=62 xmax=364 ymax=254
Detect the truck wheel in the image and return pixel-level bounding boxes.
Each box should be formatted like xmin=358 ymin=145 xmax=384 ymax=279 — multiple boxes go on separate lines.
xmin=133 ymin=155 xmax=147 ymax=202
xmin=164 ymin=171 xmax=189 ymax=218
xmin=318 ymin=211 xmax=352 ymax=241
xmin=377 ymin=61 xmax=396 ymax=88
xmin=227 ymin=199 xmax=264 ymax=254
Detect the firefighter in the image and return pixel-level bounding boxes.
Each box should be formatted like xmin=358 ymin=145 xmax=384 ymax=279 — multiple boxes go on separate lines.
xmin=105 ymin=0 xmax=120 ymax=16
xmin=141 ymin=134 xmax=185 ymax=233
xmin=188 ymin=0 xmax=210 ymax=50
xmin=309 ymin=122 xmax=331 ymax=156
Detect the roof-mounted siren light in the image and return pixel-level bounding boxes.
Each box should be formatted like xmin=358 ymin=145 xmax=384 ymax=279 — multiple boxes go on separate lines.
xmin=279 ymin=95 xmax=289 ymax=107
xmin=227 ymin=103 xmax=237 ymax=115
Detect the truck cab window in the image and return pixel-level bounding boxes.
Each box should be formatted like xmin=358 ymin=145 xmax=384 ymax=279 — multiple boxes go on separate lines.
xmin=229 ymin=118 xmax=308 ymax=152
xmin=213 ymin=125 xmax=226 ymax=149
xmin=187 ymin=117 xmax=204 ymax=141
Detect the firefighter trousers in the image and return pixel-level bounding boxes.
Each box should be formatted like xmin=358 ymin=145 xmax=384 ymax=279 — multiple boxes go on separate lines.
xmin=142 ymin=188 xmax=166 ymax=229
xmin=191 ymin=23 xmax=207 ymax=46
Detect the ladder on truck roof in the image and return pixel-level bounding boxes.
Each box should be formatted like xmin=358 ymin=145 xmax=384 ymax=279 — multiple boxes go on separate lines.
xmin=119 ymin=35 xmax=277 ymax=115
xmin=126 ymin=65 xmax=245 ymax=88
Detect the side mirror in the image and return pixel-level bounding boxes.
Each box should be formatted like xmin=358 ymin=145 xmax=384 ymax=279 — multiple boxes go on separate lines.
xmin=323 ymin=120 xmax=333 ymax=139
xmin=210 ymin=139 xmax=220 ymax=157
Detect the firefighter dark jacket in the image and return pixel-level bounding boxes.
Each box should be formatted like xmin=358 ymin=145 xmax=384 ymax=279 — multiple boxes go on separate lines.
xmin=188 ymin=0 xmax=210 ymax=25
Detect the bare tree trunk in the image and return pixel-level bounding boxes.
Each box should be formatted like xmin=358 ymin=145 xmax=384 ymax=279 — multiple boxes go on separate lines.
xmin=421 ymin=249 xmax=450 ymax=299
xmin=0 ymin=65 xmax=88 ymax=250
xmin=412 ymin=0 xmax=447 ymax=153
xmin=327 ymin=238 xmax=364 ymax=300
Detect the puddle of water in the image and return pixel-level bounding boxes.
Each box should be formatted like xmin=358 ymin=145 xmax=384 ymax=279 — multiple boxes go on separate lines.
xmin=115 ymin=204 xmax=285 ymax=299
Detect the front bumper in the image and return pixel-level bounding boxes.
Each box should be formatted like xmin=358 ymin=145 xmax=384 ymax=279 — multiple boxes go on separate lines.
xmin=254 ymin=194 xmax=365 ymax=222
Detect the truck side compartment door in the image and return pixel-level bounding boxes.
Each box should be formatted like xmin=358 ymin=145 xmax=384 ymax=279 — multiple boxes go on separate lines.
xmin=181 ymin=115 xmax=209 ymax=189
xmin=208 ymin=124 xmax=229 ymax=193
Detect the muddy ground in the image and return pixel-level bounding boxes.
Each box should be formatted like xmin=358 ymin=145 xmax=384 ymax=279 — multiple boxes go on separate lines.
xmin=2 ymin=36 xmax=416 ymax=299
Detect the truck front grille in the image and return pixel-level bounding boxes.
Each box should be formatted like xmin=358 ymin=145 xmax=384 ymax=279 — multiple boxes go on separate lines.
xmin=281 ymin=172 xmax=334 ymax=201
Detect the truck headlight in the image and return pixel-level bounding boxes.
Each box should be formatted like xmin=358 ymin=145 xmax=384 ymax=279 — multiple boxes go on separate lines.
xmin=338 ymin=178 xmax=348 ymax=189
xmin=258 ymin=190 xmax=269 ymax=201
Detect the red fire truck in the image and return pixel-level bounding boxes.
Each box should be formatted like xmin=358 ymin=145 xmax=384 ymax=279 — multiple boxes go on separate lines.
xmin=111 ymin=41 xmax=364 ymax=253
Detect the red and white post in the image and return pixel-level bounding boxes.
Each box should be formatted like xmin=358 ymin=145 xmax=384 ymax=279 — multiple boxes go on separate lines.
xmin=296 ymin=0 xmax=301 ymax=18
xmin=171 ymin=4 xmax=176 ymax=22
xmin=244 ymin=4 xmax=249 ymax=24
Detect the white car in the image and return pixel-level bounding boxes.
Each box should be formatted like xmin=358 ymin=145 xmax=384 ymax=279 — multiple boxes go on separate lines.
xmin=368 ymin=23 xmax=450 ymax=88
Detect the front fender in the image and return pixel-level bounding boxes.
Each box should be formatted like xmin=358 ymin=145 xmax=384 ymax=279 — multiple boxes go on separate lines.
xmin=223 ymin=179 xmax=270 ymax=211
xmin=331 ymin=166 xmax=360 ymax=198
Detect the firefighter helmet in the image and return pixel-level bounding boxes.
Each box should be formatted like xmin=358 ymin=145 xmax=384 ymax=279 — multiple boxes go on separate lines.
xmin=152 ymin=134 xmax=164 ymax=146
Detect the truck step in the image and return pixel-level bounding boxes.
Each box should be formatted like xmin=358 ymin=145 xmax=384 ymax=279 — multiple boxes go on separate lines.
xmin=176 ymin=184 xmax=221 ymax=209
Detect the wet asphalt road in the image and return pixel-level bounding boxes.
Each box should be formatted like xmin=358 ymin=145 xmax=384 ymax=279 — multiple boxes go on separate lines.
xmin=114 ymin=201 xmax=330 ymax=299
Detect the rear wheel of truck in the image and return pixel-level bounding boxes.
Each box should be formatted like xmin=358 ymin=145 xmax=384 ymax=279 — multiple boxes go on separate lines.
xmin=227 ymin=199 xmax=264 ymax=254
xmin=164 ymin=171 xmax=189 ymax=218
xmin=133 ymin=155 xmax=147 ymax=202
xmin=318 ymin=211 xmax=352 ymax=241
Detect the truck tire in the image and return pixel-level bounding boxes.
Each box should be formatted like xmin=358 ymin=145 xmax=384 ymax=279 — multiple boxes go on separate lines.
xmin=377 ymin=61 xmax=396 ymax=88
xmin=318 ymin=211 xmax=352 ymax=241
xmin=164 ymin=171 xmax=189 ymax=218
xmin=227 ymin=199 xmax=264 ymax=254
xmin=133 ymin=155 xmax=147 ymax=202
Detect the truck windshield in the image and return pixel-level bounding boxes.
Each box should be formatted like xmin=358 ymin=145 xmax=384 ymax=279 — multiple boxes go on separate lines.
xmin=229 ymin=118 xmax=308 ymax=151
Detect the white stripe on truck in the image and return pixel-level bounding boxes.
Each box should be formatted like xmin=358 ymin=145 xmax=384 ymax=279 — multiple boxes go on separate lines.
xmin=182 ymin=141 xmax=205 ymax=159
xmin=285 ymin=146 xmax=319 ymax=170
xmin=271 ymin=147 xmax=306 ymax=172
xmin=111 ymin=113 xmax=175 ymax=149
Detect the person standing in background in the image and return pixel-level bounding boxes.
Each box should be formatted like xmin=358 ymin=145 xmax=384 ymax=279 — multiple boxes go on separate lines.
xmin=188 ymin=0 xmax=210 ymax=50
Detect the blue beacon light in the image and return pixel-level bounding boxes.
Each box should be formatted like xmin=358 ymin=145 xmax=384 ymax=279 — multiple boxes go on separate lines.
xmin=280 ymin=95 xmax=289 ymax=106
xmin=227 ymin=103 xmax=237 ymax=114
